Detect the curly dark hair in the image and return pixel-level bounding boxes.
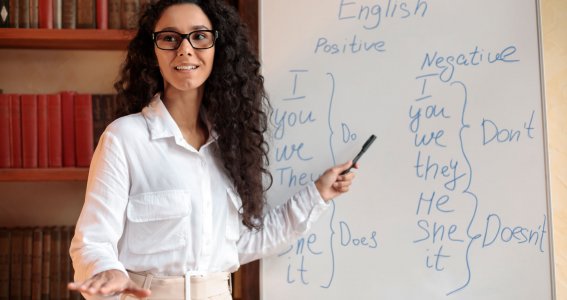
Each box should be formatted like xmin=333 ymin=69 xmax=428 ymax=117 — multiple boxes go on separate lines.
xmin=114 ymin=0 xmax=272 ymax=230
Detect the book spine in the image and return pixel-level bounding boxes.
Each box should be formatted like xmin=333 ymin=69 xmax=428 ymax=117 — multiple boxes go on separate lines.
xmin=59 ymin=227 xmax=70 ymax=300
xmin=9 ymin=0 xmax=18 ymax=27
xmin=76 ymin=0 xmax=94 ymax=28
xmin=74 ymin=94 xmax=93 ymax=167
xmin=10 ymin=229 xmax=23 ymax=300
xmin=61 ymin=0 xmax=74 ymax=28
xmin=107 ymin=0 xmax=119 ymax=29
xmin=51 ymin=0 xmax=60 ymax=28
xmin=47 ymin=94 xmax=62 ymax=168
xmin=22 ymin=229 xmax=33 ymax=300
xmin=0 ymin=0 xmax=9 ymax=27
xmin=10 ymin=94 xmax=22 ymax=168
xmin=119 ymin=0 xmax=137 ymax=29
xmin=48 ymin=227 xmax=60 ymax=300
xmin=95 ymin=0 xmax=106 ymax=29
xmin=38 ymin=0 xmax=52 ymax=28
xmin=18 ymin=0 xmax=28 ymax=28
xmin=29 ymin=0 xmax=37 ymax=28
xmin=0 ymin=95 xmax=11 ymax=168
xmin=40 ymin=228 xmax=51 ymax=300
xmin=60 ymin=92 xmax=75 ymax=167
xmin=0 ymin=229 xmax=10 ymax=300
xmin=31 ymin=228 xmax=43 ymax=300
xmin=21 ymin=95 xmax=38 ymax=169
xmin=37 ymin=95 xmax=49 ymax=168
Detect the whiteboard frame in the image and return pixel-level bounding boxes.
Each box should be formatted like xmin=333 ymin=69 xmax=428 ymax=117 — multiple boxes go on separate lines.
xmin=535 ymin=0 xmax=557 ymax=298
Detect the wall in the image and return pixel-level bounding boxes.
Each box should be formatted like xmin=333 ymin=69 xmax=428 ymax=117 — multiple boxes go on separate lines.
xmin=541 ymin=0 xmax=567 ymax=298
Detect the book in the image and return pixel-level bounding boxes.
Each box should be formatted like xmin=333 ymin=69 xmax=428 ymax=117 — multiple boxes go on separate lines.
xmin=120 ymin=0 xmax=138 ymax=29
xmin=0 ymin=94 xmax=10 ymax=168
xmin=76 ymin=0 xmax=95 ymax=28
xmin=8 ymin=0 xmax=17 ymax=27
xmin=107 ymin=0 xmax=119 ymax=29
xmin=22 ymin=228 xmax=33 ymax=300
xmin=47 ymin=94 xmax=62 ymax=167
xmin=37 ymin=95 xmax=49 ymax=168
xmin=96 ymin=0 xmax=106 ymax=29
xmin=29 ymin=0 xmax=38 ymax=28
xmin=51 ymin=0 xmax=60 ymax=28
xmin=61 ymin=0 xmax=74 ymax=28
xmin=31 ymin=228 xmax=43 ymax=300
xmin=91 ymin=94 xmax=105 ymax=148
xmin=59 ymin=226 xmax=70 ymax=300
xmin=61 ymin=91 xmax=75 ymax=167
xmin=38 ymin=0 xmax=52 ymax=28
xmin=21 ymin=94 xmax=38 ymax=168
xmin=17 ymin=0 xmax=28 ymax=28
xmin=41 ymin=228 xmax=51 ymax=300
xmin=10 ymin=228 xmax=23 ymax=299
xmin=74 ymin=94 xmax=93 ymax=167
xmin=10 ymin=94 xmax=22 ymax=168
xmin=0 ymin=229 xmax=10 ymax=300
xmin=0 ymin=0 xmax=9 ymax=27
xmin=49 ymin=227 xmax=60 ymax=300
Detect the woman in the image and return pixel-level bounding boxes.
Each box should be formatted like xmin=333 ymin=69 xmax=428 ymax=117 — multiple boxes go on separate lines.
xmin=68 ymin=0 xmax=357 ymax=299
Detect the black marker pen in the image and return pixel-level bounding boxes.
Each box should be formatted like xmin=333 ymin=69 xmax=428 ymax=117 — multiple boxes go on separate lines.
xmin=340 ymin=134 xmax=377 ymax=175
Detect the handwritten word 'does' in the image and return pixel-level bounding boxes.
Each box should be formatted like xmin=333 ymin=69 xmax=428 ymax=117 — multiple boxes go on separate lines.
xmin=339 ymin=221 xmax=378 ymax=249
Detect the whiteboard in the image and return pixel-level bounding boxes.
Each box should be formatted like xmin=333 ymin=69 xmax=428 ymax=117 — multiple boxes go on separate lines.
xmin=259 ymin=0 xmax=555 ymax=299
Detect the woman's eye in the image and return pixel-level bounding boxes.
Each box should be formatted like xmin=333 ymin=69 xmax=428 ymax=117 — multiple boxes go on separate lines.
xmin=162 ymin=34 xmax=179 ymax=42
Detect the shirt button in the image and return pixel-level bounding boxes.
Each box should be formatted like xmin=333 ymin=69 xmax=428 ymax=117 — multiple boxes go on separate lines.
xmin=201 ymin=159 xmax=206 ymax=167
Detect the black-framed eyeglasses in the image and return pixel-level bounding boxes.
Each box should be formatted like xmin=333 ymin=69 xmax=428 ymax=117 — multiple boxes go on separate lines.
xmin=152 ymin=30 xmax=219 ymax=50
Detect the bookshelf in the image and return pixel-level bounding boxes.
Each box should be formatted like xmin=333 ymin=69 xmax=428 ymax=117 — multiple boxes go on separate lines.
xmin=0 ymin=29 xmax=135 ymax=50
xmin=0 ymin=168 xmax=89 ymax=181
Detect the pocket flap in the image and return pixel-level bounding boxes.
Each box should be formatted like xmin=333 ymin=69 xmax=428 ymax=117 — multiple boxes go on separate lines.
xmin=127 ymin=190 xmax=191 ymax=222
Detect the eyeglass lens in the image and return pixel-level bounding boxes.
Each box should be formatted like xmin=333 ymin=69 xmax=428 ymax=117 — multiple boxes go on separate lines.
xmin=154 ymin=31 xmax=216 ymax=50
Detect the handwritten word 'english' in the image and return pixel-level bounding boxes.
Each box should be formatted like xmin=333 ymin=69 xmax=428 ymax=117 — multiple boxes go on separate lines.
xmin=337 ymin=0 xmax=428 ymax=30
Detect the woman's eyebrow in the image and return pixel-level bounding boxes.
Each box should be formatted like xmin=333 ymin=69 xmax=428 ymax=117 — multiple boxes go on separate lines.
xmin=157 ymin=25 xmax=211 ymax=32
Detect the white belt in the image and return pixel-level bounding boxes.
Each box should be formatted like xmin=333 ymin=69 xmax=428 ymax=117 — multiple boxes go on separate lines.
xmin=127 ymin=270 xmax=231 ymax=299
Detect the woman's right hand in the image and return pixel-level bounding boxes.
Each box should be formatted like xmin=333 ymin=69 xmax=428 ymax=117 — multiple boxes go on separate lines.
xmin=67 ymin=269 xmax=151 ymax=298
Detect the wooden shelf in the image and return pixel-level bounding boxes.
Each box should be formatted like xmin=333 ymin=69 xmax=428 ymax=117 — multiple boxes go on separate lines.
xmin=0 ymin=168 xmax=89 ymax=181
xmin=0 ymin=28 xmax=135 ymax=50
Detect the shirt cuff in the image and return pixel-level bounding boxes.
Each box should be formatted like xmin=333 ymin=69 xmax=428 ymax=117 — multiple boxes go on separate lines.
xmin=307 ymin=181 xmax=330 ymax=212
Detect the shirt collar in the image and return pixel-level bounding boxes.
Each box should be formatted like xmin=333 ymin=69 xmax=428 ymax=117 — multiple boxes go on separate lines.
xmin=142 ymin=94 xmax=219 ymax=143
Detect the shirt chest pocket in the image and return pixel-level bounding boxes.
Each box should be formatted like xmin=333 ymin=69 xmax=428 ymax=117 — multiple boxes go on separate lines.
xmin=126 ymin=190 xmax=191 ymax=254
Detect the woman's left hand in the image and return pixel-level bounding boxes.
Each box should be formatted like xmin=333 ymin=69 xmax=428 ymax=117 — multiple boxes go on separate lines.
xmin=315 ymin=161 xmax=358 ymax=202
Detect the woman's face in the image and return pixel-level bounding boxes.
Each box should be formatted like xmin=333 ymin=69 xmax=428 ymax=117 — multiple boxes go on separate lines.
xmin=154 ymin=3 xmax=215 ymax=94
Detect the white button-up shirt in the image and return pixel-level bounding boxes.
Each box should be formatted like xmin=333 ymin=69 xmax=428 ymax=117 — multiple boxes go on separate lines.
xmin=70 ymin=95 xmax=330 ymax=286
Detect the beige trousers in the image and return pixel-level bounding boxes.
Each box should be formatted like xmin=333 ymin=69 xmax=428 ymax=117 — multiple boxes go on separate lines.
xmin=121 ymin=271 xmax=232 ymax=300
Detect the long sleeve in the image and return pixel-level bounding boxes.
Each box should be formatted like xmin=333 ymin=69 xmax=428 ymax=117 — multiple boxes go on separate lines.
xmin=236 ymin=182 xmax=330 ymax=265
xmin=69 ymin=130 xmax=130 ymax=282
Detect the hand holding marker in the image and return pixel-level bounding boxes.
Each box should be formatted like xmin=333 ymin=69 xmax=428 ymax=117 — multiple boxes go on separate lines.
xmin=340 ymin=134 xmax=377 ymax=175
